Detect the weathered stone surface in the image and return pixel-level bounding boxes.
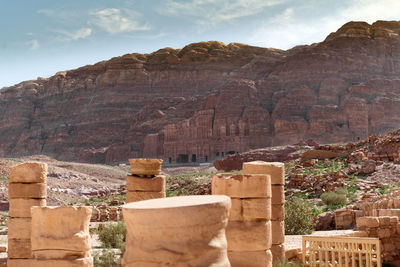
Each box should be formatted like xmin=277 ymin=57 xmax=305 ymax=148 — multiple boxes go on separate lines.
xmin=8 ymin=218 xmax=31 ymax=239
xmin=271 ymin=220 xmax=285 ymax=244
xmin=230 ymin=198 xmax=243 ymax=221
xmin=242 ymin=161 xmax=285 ymax=185
xmin=31 ymin=257 xmax=93 ymax=267
xmin=8 ymin=183 xmax=46 ymax=199
xmin=315 ymin=211 xmax=335 ymax=231
xmin=242 ymin=198 xmax=271 ymax=221
xmin=9 ymin=198 xmax=46 ymax=218
xmin=228 ymin=250 xmax=272 ymax=267
xmin=271 ymin=185 xmax=285 ymax=205
xmin=32 ymin=250 xmax=90 ymax=260
xmin=126 ymin=175 xmax=165 ymax=192
xmin=126 ymin=191 xmax=165 ymax=203
xmin=31 ymin=206 xmax=92 ymax=252
xmin=271 ymin=244 xmax=285 ymax=262
xmin=122 ymin=195 xmax=231 ymax=266
xmin=3 ymin=21 xmax=400 ymax=164
xmin=9 ymin=162 xmax=47 ymax=184
xmin=271 ymin=204 xmax=285 ymax=221
xmin=229 ymin=198 xmax=271 ymax=221
xmin=226 ymin=221 xmax=272 ymax=251
xmin=7 ymin=259 xmax=36 ymax=267
xmin=128 ymin=158 xmax=163 ymax=176
xmin=8 ymin=238 xmax=31 ymax=258
xmin=212 ymin=174 xmax=271 ymax=198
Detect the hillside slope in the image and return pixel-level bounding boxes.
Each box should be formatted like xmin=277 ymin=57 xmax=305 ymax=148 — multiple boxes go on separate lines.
xmin=1 ymin=20 xmax=400 ymax=164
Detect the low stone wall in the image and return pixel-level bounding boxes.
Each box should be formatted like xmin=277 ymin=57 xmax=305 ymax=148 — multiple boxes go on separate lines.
xmin=356 ymin=216 xmax=400 ymax=263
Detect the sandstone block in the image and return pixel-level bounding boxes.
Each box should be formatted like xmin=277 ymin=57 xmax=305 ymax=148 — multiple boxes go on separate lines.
xmin=242 ymin=198 xmax=271 ymax=221
xmin=126 ymin=191 xmax=165 ymax=203
xmin=32 ymin=250 xmax=90 ymax=260
xmin=229 ymin=198 xmax=243 ymax=221
xmin=271 ymin=220 xmax=285 ymax=244
xmin=122 ymin=195 xmax=230 ymax=266
xmin=7 ymin=259 xmax=36 ymax=267
xmin=226 ymin=221 xmax=272 ymax=251
xmin=31 ymin=206 xmax=92 ymax=252
xmin=129 ymin=158 xmax=162 ymax=176
xmin=228 ymin=250 xmax=272 ymax=267
xmin=8 ymin=218 xmax=31 ymax=239
xmin=8 ymin=238 xmax=31 ymax=258
xmin=8 ymin=183 xmax=46 ymax=199
xmin=242 ymin=161 xmax=285 ymax=185
xmin=9 ymin=162 xmax=47 ymax=184
xmin=31 ymin=257 xmax=93 ymax=267
xmin=271 ymin=244 xmax=285 ymax=262
xmin=126 ymin=175 xmax=165 ymax=192
xmin=243 ymin=161 xmax=285 ymax=185
xmin=379 ymin=216 xmax=391 ymax=227
xmin=9 ymin=198 xmax=46 ymax=218
xmin=378 ymin=228 xmax=391 ymax=238
xmin=271 ymin=204 xmax=285 ymax=221
xmin=285 ymin=248 xmax=300 ymax=260
xmin=212 ymin=174 xmax=271 ymax=198
xmin=271 ymin=185 xmax=285 ymax=205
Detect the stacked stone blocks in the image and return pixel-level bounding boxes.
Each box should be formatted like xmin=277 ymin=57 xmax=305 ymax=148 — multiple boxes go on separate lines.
xmin=356 ymin=216 xmax=400 ymax=263
xmin=31 ymin=206 xmax=93 ymax=267
xmin=8 ymin=162 xmax=47 ymax=267
xmin=126 ymin=159 xmax=165 ymax=202
xmin=122 ymin=195 xmax=231 ymax=266
xmin=212 ymin=171 xmax=273 ymax=267
xmin=243 ymin=161 xmax=286 ymax=263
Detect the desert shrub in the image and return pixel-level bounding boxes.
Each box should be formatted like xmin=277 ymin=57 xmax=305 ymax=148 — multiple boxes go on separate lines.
xmin=93 ymin=249 xmax=120 ymax=267
xmin=285 ymin=197 xmax=315 ymax=235
xmin=274 ymin=258 xmax=305 ymax=267
xmin=98 ymin=221 xmax=126 ymax=253
xmin=335 ymin=187 xmax=348 ymax=195
xmin=320 ymin=191 xmax=347 ymax=206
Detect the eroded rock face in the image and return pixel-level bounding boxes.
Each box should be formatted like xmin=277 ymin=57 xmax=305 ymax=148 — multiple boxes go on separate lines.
xmin=2 ymin=21 xmax=400 ymax=163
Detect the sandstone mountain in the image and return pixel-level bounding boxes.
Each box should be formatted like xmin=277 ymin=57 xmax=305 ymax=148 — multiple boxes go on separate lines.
xmin=1 ymin=20 xmax=400 ymax=164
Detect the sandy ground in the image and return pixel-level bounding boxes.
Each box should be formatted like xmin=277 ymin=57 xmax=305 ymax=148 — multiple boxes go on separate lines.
xmin=284 ymin=230 xmax=357 ymax=250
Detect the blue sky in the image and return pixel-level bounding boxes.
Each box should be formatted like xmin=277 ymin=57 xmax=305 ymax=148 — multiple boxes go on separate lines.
xmin=1 ymin=0 xmax=400 ymax=88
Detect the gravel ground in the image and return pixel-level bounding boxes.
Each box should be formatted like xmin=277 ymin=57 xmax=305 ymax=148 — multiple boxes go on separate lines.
xmin=285 ymin=230 xmax=357 ymax=250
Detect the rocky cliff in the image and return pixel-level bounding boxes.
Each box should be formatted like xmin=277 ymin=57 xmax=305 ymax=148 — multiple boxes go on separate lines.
xmin=1 ymin=20 xmax=400 ymax=164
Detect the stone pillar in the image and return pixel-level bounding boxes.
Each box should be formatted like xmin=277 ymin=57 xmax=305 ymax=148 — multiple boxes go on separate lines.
xmin=8 ymin=162 xmax=47 ymax=266
xmin=126 ymin=159 xmax=165 ymax=203
xmin=122 ymin=195 xmax=231 ymax=266
xmin=243 ymin=161 xmax=285 ymax=263
xmin=212 ymin=173 xmax=273 ymax=267
xmin=30 ymin=206 xmax=93 ymax=267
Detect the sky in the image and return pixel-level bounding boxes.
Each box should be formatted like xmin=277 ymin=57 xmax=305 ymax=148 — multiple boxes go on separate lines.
xmin=1 ymin=0 xmax=400 ymax=88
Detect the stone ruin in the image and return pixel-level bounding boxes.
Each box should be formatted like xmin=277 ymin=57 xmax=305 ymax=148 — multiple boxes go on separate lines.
xmin=8 ymin=162 xmax=47 ymax=266
xmin=30 ymin=206 xmax=92 ymax=266
xmin=211 ymin=161 xmax=285 ymax=266
xmin=122 ymin=195 xmax=231 ymax=266
xmin=6 ymin=159 xmax=287 ymax=266
xmin=126 ymin=159 xmax=166 ymax=202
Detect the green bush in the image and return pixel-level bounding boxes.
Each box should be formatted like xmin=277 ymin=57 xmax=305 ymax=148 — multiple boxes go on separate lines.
xmin=285 ymin=197 xmax=315 ymax=235
xmin=93 ymin=249 xmax=120 ymax=267
xmin=320 ymin=191 xmax=347 ymax=206
xmin=98 ymin=221 xmax=126 ymax=253
xmin=274 ymin=258 xmax=305 ymax=267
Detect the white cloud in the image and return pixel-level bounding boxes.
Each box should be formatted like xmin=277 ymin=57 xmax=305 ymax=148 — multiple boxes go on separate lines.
xmin=160 ymin=0 xmax=288 ymax=27
xmin=340 ymin=0 xmax=400 ymax=23
xmin=26 ymin=39 xmax=39 ymax=50
xmin=89 ymin=8 xmax=150 ymax=34
xmin=248 ymin=0 xmax=400 ymax=50
xmin=54 ymin=28 xmax=92 ymax=41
